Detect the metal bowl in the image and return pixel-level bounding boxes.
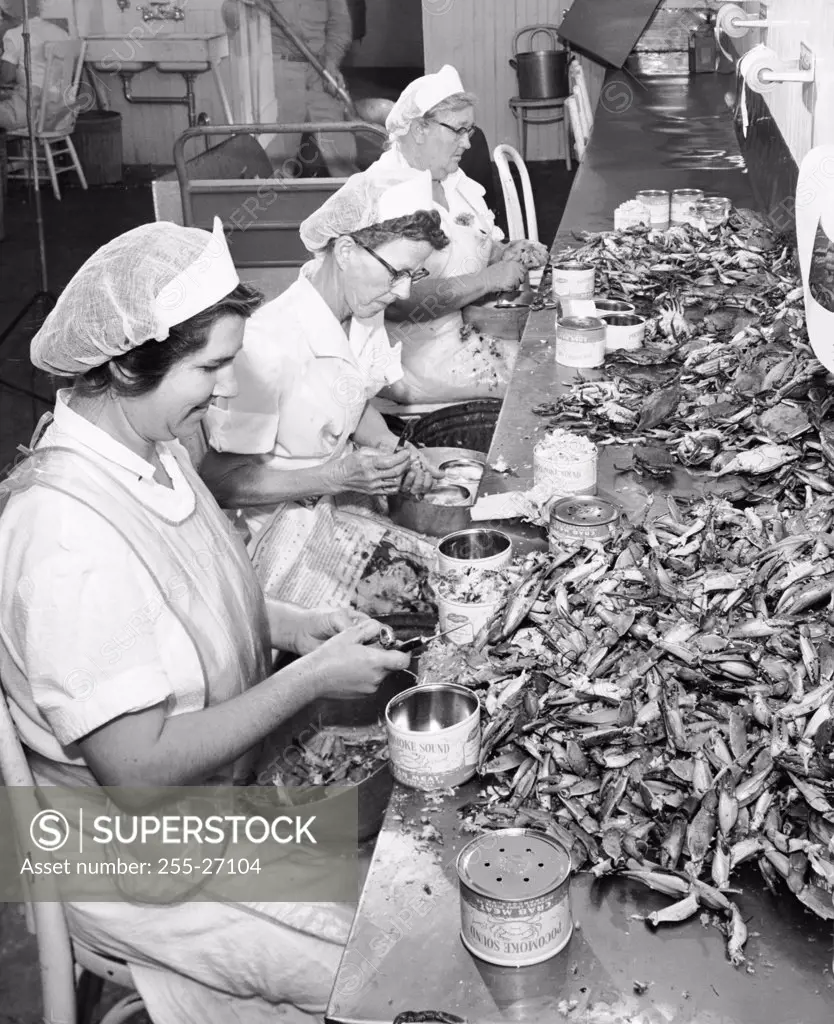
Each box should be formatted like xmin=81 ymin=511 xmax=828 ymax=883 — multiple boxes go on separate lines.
xmin=462 ymin=299 xmax=528 ymax=340
xmin=389 ymin=447 xmax=485 ymax=537
xmin=438 ymin=457 xmax=486 ymax=484
xmin=423 ymin=485 xmax=472 ymax=507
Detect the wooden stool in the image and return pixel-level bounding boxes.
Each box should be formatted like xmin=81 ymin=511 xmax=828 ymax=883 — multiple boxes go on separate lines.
xmin=508 ymin=96 xmax=571 ymax=170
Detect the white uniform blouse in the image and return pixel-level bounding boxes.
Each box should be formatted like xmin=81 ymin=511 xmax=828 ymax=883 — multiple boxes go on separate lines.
xmin=0 ymin=393 xmax=246 ymax=786
xmin=206 ymin=263 xmax=403 ymax=468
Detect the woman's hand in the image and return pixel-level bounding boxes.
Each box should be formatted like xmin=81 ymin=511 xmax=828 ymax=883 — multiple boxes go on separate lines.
xmin=306 ymin=621 xmax=411 ymax=700
xmin=483 ymin=259 xmax=526 ymax=294
xmin=326 ymin=447 xmax=411 ymax=495
xmin=372 ymin=437 xmax=444 ymax=498
xmin=400 ymin=442 xmax=444 ymax=498
xmin=502 ymin=240 xmax=548 ymax=268
xmin=291 ymin=607 xmax=375 ymax=655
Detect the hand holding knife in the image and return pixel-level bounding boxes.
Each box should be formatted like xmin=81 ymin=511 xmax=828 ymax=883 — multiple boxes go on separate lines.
xmin=367 ymin=624 xmax=462 ymax=654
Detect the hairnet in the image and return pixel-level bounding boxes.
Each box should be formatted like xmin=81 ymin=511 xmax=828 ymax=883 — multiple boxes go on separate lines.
xmin=31 ymin=218 xmax=240 ymax=377
xmin=385 ymin=64 xmax=466 ymax=140
xmin=299 ymin=170 xmax=434 ymax=253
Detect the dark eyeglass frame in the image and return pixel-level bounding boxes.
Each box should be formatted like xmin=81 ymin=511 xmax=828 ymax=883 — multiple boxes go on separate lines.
xmin=431 ymin=119 xmax=477 ymax=140
xmin=355 ymin=241 xmax=430 ymax=285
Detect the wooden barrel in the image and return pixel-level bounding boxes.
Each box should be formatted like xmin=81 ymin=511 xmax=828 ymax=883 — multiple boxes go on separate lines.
xmin=71 ymin=111 xmax=123 ymax=185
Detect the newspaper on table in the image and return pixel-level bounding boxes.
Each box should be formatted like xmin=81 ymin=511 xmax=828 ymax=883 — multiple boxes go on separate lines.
xmin=250 ymin=497 xmax=437 ymax=608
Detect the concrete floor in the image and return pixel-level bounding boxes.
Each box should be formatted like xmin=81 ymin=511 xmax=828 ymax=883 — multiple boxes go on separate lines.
xmin=0 ymin=126 xmax=574 ymax=1020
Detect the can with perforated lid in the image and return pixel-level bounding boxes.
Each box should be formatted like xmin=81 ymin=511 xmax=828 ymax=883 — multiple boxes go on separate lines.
xmin=549 ymin=495 xmax=621 ymax=547
xmin=456 ymin=828 xmax=573 ymax=966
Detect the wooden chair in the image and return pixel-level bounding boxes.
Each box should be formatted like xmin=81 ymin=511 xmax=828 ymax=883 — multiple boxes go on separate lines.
xmin=0 ymin=682 xmax=148 ymax=1024
xmin=508 ymin=95 xmax=571 ymax=168
xmin=493 ymin=143 xmax=539 ymax=243
xmin=7 ymin=39 xmax=88 ymax=200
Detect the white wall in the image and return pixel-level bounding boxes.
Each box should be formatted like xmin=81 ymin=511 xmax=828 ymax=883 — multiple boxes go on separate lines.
xmin=728 ymin=0 xmax=834 ymax=165
xmin=422 ymin=0 xmax=605 ymax=162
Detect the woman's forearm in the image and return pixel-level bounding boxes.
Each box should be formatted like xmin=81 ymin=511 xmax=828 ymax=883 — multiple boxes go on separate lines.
xmin=351 ymin=404 xmax=397 ymax=449
xmin=80 ymin=657 xmax=327 ymax=791
xmin=385 ymin=268 xmax=493 ymax=322
xmin=200 ymin=449 xmax=337 ymax=507
xmin=266 ymin=600 xmax=312 ymax=653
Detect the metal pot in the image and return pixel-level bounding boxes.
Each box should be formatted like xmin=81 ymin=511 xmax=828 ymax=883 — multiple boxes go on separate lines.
xmin=388 ymin=447 xmax=485 ymax=538
xmin=462 ymin=299 xmax=528 ymax=341
xmin=510 ymin=25 xmax=569 ymax=100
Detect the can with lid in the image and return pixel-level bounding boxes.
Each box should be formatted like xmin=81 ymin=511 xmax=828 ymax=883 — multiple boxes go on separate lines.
xmin=456 ymin=828 xmax=573 ymax=967
xmin=555 ymin=315 xmax=606 ymax=368
xmin=549 ymin=495 xmax=621 ymax=547
xmin=671 ymin=188 xmax=704 ymax=224
xmin=636 ymin=189 xmax=671 ymax=230
xmin=551 ymin=261 xmax=594 ymax=300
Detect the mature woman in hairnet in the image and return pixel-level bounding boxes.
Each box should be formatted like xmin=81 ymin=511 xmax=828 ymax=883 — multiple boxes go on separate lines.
xmin=0 ymin=220 xmax=410 ymax=1024
xmin=201 ymin=173 xmax=448 ymax=538
xmin=345 ymin=64 xmax=549 ymax=406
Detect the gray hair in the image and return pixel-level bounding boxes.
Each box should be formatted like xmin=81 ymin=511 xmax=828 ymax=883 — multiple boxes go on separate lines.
xmin=422 ymin=92 xmax=478 ymax=125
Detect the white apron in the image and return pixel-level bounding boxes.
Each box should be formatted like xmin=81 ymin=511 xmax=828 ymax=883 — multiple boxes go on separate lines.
xmin=0 ymin=442 xmax=353 ymax=1023
xmin=389 ymin=204 xmax=520 ymax=403
xmin=797 ymin=145 xmax=834 ymax=374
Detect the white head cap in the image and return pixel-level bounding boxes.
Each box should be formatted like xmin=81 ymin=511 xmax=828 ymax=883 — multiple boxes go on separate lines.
xmin=385 ymin=64 xmax=467 ymax=141
xmin=300 ymin=170 xmax=435 ymax=253
xmin=31 ymin=218 xmax=240 ymax=376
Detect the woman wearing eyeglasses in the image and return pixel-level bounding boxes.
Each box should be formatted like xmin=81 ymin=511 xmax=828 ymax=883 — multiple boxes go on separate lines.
xmin=200 ymin=174 xmax=448 ymax=540
xmin=354 ymin=65 xmax=548 ymax=407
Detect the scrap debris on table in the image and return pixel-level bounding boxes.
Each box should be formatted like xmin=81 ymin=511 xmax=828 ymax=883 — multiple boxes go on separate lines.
xmin=418 ymin=208 xmax=834 ymax=970
xmin=262 ymin=724 xmax=389 ymax=794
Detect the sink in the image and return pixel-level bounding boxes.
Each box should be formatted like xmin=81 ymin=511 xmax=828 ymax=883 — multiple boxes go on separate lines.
xmin=84 ymin=32 xmax=229 ymax=73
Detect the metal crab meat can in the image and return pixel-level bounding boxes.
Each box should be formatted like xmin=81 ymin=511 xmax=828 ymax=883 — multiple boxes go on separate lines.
xmin=636 ymin=189 xmax=671 ymax=230
xmin=533 ymin=433 xmax=598 ymax=499
xmin=555 ymin=315 xmax=606 ymax=368
xmin=456 ymin=828 xmax=573 ymax=967
xmin=601 ymin=312 xmax=646 ymax=353
xmin=549 ymin=495 xmax=621 ymax=547
xmin=671 ymin=188 xmax=704 ymax=224
xmin=550 ymin=261 xmax=595 ymax=300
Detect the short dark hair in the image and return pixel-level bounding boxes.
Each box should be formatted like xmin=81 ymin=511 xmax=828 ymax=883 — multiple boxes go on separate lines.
xmin=345 ymin=209 xmax=449 ymax=252
xmin=74 ymin=282 xmax=263 ymax=399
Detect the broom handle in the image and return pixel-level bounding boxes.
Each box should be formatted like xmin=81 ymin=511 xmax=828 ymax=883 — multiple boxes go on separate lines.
xmin=252 ymin=0 xmax=359 ymax=117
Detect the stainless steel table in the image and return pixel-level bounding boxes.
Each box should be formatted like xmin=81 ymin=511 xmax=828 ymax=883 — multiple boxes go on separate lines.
xmin=478 ymin=70 xmax=755 ymax=553
xmin=327 ymin=783 xmax=834 ymax=1024
xmin=324 ymin=71 xmax=834 ymax=1024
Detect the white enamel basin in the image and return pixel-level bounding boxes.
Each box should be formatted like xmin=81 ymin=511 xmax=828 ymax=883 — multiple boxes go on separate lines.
xmin=84 ymin=32 xmax=229 ymax=72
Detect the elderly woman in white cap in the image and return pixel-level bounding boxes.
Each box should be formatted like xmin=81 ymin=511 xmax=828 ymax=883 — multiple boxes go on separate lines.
xmin=201 ymin=172 xmax=448 ymax=538
xmin=0 ymin=219 xmax=409 ymax=1024
xmin=328 ymin=65 xmax=548 ymax=406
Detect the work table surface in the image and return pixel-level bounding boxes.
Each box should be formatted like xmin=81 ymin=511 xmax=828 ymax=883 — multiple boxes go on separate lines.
xmin=479 ymin=70 xmax=754 ymax=548
xmin=327 ymin=783 xmax=834 ymax=1024
xmin=325 ymin=71 xmax=834 ymax=1024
